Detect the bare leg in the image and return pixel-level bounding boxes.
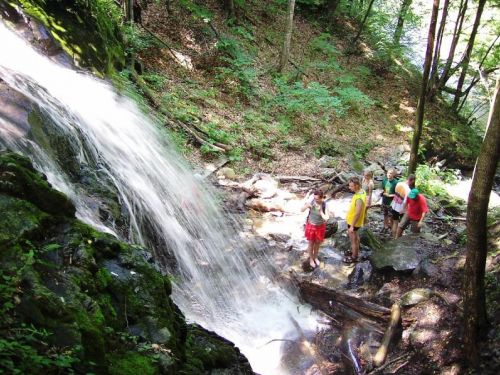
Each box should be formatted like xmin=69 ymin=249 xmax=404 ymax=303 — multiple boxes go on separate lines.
xmin=392 ymin=220 xmax=399 ymax=239
xmin=349 ymin=230 xmax=359 ymax=259
xmin=308 ymin=240 xmax=315 ymax=267
xmin=354 ymin=232 xmax=360 ymax=258
xmin=396 ymin=226 xmax=403 ymax=238
xmin=313 ymin=241 xmax=321 ymax=265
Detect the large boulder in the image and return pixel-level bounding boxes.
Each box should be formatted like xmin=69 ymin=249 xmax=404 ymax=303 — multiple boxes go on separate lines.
xmin=371 ymin=235 xmax=420 ymax=272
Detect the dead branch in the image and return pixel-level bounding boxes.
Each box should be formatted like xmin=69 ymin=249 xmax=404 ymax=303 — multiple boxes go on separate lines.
xmin=296 ymin=279 xmax=391 ymax=323
xmin=289 ymin=315 xmax=328 ymax=375
xmin=373 ymin=303 xmax=402 ymax=367
xmin=140 ymin=25 xmax=184 ymax=65
xmin=367 ymin=353 xmax=412 ymax=374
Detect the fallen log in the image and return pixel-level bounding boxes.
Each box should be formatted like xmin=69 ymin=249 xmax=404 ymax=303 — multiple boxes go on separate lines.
xmin=275 ymin=175 xmax=322 ymax=182
xmin=297 ymin=280 xmax=391 ymax=322
xmin=373 ymin=303 xmax=402 ymax=367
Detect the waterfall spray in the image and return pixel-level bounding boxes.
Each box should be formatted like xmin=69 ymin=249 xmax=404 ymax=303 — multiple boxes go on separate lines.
xmin=0 ymin=21 xmax=321 ymax=374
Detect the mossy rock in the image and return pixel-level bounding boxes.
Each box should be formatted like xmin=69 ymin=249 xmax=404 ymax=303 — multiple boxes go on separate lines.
xmin=181 ymin=324 xmax=252 ymax=374
xmin=13 ymin=0 xmax=125 ymax=74
xmin=0 ymin=152 xmax=250 ymax=374
xmin=108 ymin=352 xmax=158 ymax=375
xmin=0 ymin=151 xmax=75 ymax=217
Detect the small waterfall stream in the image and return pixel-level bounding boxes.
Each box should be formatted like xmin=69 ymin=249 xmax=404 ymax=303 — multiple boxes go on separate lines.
xmin=0 ymin=21 xmax=321 ymax=374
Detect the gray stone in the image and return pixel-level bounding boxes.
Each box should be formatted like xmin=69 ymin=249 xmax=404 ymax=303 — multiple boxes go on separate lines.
xmin=400 ymin=288 xmax=434 ymax=307
xmin=347 ymin=261 xmax=373 ymax=287
xmin=413 ymin=258 xmax=439 ymax=278
xmin=371 ymin=235 xmax=420 ymax=271
xmin=320 ymin=168 xmax=338 ymax=178
xmin=217 ymin=167 xmax=236 ymax=180
xmin=318 ymin=155 xmax=336 ymax=168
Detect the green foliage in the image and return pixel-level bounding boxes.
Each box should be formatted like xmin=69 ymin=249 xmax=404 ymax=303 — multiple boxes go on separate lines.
xmin=0 ymin=326 xmax=81 ymax=374
xmin=314 ymin=138 xmax=343 ymax=158
xmin=142 ymin=72 xmax=167 ymax=91
xmin=215 ymin=37 xmax=257 ymax=99
xmin=334 ymin=86 xmax=374 ymax=111
xmin=311 ymin=33 xmax=339 ymax=56
xmin=179 ymin=0 xmax=213 ymax=20
xmin=353 ymin=140 xmax=376 ymax=160
xmin=122 ymin=25 xmax=160 ymax=55
xmin=272 ymin=78 xmax=345 ymax=117
xmin=415 ymin=164 xmax=459 ymax=197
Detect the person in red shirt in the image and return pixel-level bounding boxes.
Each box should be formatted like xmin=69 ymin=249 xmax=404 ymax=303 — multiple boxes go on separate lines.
xmin=396 ymin=188 xmax=428 ymax=238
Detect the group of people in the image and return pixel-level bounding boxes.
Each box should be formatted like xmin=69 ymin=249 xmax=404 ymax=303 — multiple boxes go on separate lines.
xmin=302 ymin=168 xmax=429 ymax=268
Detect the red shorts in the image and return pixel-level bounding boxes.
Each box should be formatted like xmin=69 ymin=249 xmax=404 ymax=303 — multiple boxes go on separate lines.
xmin=305 ymin=222 xmax=326 ymax=241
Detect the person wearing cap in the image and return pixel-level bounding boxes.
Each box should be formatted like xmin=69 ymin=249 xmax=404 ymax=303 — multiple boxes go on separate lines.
xmin=396 ymin=188 xmax=428 ymax=238
xmin=390 ymin=174 xmax=415 ymax=238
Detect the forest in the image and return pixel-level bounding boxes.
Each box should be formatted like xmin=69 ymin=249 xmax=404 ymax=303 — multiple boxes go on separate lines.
xmin=0 ymin=0 xmax=498 ymax=374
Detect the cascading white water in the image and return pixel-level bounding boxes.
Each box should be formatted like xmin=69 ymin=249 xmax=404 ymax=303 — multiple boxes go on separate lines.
xmin=0 ymin=21 xmax=322 ymax=374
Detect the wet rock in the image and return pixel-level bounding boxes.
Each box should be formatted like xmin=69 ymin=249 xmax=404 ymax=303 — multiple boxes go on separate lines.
xmin=413 ymin=258 xmax=439 ymax=278
xmin=376 ymin=282 xmax=402 ymax=305
xmin=371 ymin=235 xmax=420 ymax=271
xmin=269 ymin=232 xmax=291 ymax=243
xmin=347 ymin=261 xmax=373 ymax=287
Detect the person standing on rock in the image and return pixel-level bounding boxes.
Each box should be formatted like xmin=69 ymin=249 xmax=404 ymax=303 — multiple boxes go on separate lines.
xmin=362 ymin=170 xmax=374 ymax=222
xmin=390 ymin=174 xmax=415 ymax=238
xmin=396 ymin=188 xmax=428 ymax=237
xmin=381 ymin=168 xmax=398 ymax=233
xmin=344 ymin=177 xmax=366 ymax=264
xmin=302 ymin=190 xmax=330 ymax=268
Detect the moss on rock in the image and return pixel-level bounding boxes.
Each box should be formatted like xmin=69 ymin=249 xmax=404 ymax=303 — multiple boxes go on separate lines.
xmin=0 ymin=152 xmax=252 ymax=374
xmin=13 ymin=0 xmax=125 ymax=74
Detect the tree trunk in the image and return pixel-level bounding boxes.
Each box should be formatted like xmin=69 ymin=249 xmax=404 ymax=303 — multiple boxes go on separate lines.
xmin=452 ymin=0 xmax=487 ymax=111
xmin=429 ymin=0 xmax=467 ymax=100
xmin=278 ymin=0 xmax=296 ymax=72
xmin=225 ymin=0 xmax=235 ymax=18
xmin=326 ymin=0 xmax=341 ymax=18
xmin=427 ymin=0 xmax=449 ymax=100
xmin=352 ymin=0 xmax=376 ymax=44
xmin=408 ymin=0 xmax=439 ymax=175
xmin=126 ymin=0 xmax=134 ymax=23
xmin=393 ymin=0 xmax=413 ymax=45
xmin=463 ymin=77 xmax=500 ymax=367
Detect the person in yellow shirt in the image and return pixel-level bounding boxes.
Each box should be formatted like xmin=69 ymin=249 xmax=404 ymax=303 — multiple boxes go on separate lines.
xmin=344 ymin=177 xmax=366 ymax=264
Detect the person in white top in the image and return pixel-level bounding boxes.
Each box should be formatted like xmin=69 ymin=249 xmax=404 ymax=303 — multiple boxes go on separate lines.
xmin=390 ymin=174 xmax=415 ymax=238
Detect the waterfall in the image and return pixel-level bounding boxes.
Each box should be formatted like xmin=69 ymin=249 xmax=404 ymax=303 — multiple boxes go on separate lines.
xmin=0 ymin=21 xmax=321 ymax=374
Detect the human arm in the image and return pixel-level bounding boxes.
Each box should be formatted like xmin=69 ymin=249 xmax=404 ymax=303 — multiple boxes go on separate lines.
xmin=366 ymin=182 xmax=374 ymax=207
xmin=417 ymin=196 xmax=429 ymax=228
xmin=417 ymin=211 xmax=427 ymax=228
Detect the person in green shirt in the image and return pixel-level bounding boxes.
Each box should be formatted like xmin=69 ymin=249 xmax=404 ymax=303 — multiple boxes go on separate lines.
xmin=381 ymin=168 xmax=398 ymax=233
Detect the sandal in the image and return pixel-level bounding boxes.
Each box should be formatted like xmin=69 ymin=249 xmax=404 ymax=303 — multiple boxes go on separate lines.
xmin=343 ymin=256 xmax=359 ymax=264
xmin=314 ymin=259 xmax=320 ymax=267
xmin=309 ymin=260 xmax=316 ymax=268
xmin=343 ymin=250 xmax=353 ymax=256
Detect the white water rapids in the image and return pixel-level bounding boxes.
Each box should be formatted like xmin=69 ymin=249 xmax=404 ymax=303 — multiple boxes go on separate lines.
xmin=0 ymin=22 xmax=322 ymax=374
